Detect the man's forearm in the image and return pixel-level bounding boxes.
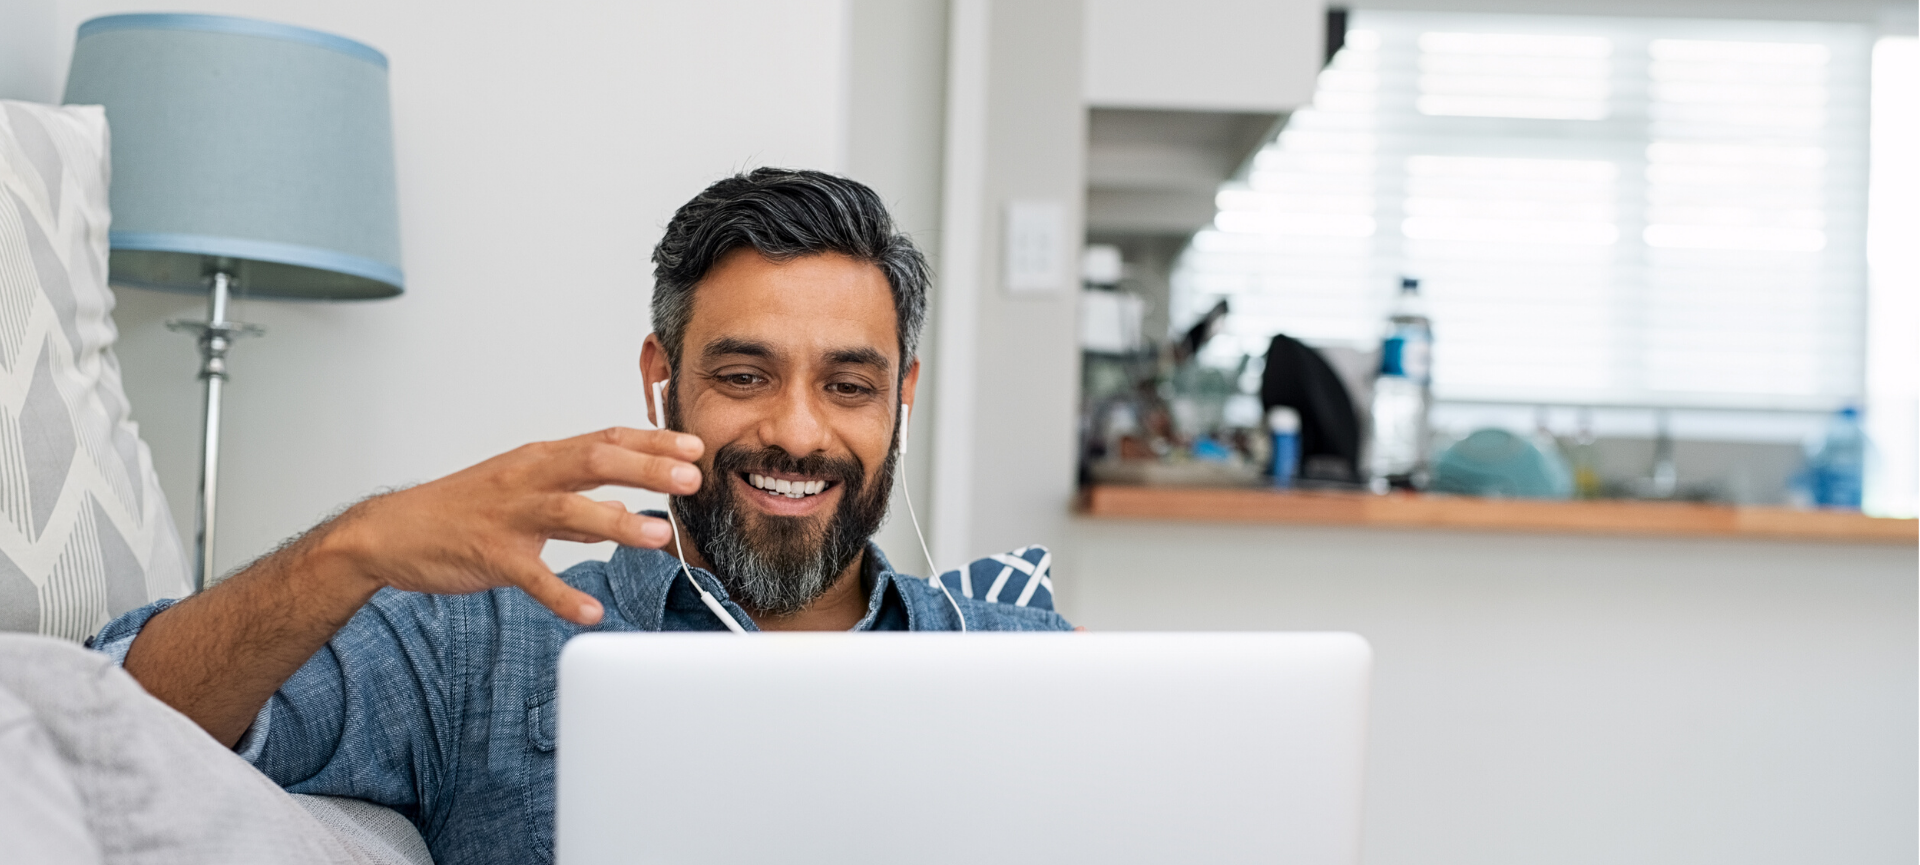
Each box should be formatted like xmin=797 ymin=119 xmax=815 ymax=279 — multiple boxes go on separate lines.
xmin=123 ymin=507 xmax=383 ymax=748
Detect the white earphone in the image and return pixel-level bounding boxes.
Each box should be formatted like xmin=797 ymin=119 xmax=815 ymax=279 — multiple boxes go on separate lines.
xmin=651 ymin=377 xmax=749 ymax=634
xmin=897 ymin=402 xmax=968 ymax=631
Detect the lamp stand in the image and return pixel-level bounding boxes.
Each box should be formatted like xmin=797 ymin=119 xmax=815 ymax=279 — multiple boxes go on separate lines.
xmin=168 ymin=269 xmax=261 ymax=592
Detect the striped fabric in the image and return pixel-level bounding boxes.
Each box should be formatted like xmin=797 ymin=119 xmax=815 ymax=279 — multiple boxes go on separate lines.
xmin=935 ymin=545 xmax=1056 ymax=611
xmin=0 ymin=101 xmax=190 ymax=642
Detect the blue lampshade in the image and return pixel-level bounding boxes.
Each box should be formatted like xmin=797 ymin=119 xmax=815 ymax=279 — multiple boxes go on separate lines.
xmin=63 ymin=14 xmax=403 ymax=299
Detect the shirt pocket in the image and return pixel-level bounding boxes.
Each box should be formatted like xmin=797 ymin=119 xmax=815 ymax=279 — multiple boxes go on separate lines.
xmin=525 ymin=689 xmax=558 ymax=862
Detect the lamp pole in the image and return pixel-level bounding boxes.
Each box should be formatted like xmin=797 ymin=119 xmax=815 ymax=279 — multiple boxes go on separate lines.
xmin=169 ymin=266 xmax=260 ymax=592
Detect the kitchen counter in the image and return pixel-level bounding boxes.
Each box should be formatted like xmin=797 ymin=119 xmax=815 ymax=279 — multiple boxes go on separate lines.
xmin=1079 ymin=484 xmax=1918 ymax=544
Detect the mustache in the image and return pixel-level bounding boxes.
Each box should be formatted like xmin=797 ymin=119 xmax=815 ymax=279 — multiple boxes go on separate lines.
xmin=709 ymin=444 xmax=866 ymax=493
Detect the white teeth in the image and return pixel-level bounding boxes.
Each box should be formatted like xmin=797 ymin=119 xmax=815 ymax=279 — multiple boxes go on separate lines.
xmin=748 ymin=474 xmax=828 ymax=498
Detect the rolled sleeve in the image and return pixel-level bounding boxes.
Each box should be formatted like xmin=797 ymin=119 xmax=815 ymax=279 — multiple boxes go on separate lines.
xmin=88 ymin=589 xmax=462 ymax=816
xmin=89 ymin=598 xmax=177 ymax=665
xmin=90 ymin=598 xmax=278 ymax=763
xmin=255 ymin=589 xmax=461 ymax=817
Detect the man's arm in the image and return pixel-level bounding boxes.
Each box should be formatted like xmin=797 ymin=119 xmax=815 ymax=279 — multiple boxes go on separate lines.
xmin=122 ymin=427 xmax=704 ymax=747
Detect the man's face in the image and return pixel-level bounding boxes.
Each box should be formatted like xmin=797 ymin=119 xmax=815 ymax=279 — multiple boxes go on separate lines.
xmin=641 ymin=249 xmax=917 ymax=616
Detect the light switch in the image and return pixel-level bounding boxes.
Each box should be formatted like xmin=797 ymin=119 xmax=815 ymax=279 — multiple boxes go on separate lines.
xmin=1004 ymin=199 xmax=1068 ymax=294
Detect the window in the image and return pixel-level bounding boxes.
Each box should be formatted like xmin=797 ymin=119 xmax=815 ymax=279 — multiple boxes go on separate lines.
xmin=1864 ymin=36 xmax=1918 ymax=516
xmin=1173 ymin=12 xmax=1875 ymax=413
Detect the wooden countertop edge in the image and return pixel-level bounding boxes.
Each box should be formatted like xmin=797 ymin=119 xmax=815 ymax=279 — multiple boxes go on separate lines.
xmin=1077 ymin=484 xmax=1919 ymax=544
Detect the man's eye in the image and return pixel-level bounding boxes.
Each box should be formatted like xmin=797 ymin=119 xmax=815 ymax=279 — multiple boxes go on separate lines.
xmin=829 ymin=382 xmax=872 ymax=396
xmin=721 ymin=373 xmax=762 ymax=387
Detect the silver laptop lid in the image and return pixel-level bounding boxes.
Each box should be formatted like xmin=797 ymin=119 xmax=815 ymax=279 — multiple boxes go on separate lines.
xmin=558 ymin=632 xmax=1371 ymax=865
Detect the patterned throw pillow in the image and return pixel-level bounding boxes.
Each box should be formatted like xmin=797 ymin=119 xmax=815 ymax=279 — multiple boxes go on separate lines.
xmin=936 ymin=545 xmax=1056 ymax=609
xmin=0 ymin=101 xmax=190 ymax=642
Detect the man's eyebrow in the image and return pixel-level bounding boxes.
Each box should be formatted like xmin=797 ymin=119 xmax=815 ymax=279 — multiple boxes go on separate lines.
xmin=825 ymin=346 xmax=892 ymax=373
xmin=700 ymin=337 xmax=777 ymax=361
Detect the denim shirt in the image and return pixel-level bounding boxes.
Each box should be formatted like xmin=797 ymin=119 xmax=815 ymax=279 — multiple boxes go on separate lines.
xmin=93 ymin=540 xmax=1070 ymax=865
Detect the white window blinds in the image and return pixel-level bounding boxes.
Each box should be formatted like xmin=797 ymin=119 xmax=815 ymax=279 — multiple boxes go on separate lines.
xmin=1173 ymin=12 xmax=1874 ymax=411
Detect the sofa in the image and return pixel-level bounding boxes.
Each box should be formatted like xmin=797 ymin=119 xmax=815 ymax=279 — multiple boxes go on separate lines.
xmin=0 ymin=99 xmax=432 ymax=865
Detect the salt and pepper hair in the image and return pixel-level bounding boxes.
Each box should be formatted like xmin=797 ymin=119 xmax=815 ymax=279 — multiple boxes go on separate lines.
xmin=650 ymin=168 xmax=931 ymax=377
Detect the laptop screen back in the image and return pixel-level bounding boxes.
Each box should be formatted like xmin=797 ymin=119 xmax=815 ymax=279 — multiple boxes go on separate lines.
xmin=558 ymin=632 xmax=1370 ymax=865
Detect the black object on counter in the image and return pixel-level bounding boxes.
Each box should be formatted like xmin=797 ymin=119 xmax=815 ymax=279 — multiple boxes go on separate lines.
xmin=1260 ymin=334 xmax=1361 ymax=483
xmin=1176 ymin=299 xmax=1231 ymax=363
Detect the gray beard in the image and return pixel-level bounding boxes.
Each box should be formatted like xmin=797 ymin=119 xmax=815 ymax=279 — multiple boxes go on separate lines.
xmin=673 ymin=441 xmax=896 ymax=617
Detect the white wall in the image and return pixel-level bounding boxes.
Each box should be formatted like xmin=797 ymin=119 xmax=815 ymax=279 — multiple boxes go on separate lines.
xmin=845 ymin=0 xmax=950 ymax=570
xmin=50 ymin=0 xmax=866 ymax=576
xmin=932 ymin=0 xmax=1086 ymax=565
xmin=0 ymin=0 xmax=58 ymax=103
xmin=1085 ymin=0 xmax=1324 ymax=111
xmin=1061 ymin=519 xmax=1917 ymax=865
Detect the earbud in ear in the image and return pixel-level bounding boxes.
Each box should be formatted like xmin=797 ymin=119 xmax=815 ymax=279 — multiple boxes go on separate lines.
xmin=899 ymin=403 xmax=910 ymax=458
xmin=650 ymin=379 xmax=669 ymax=431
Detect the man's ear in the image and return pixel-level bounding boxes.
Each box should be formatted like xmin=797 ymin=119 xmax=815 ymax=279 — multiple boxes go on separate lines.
xmin=900 ymin=356 xmax=921 ymax=419
xmin=640 ymin=334 xmax=673 ymax=428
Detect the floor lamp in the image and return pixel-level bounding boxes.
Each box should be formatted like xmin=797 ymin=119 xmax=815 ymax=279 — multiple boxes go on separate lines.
xmin=64 ymin=14 xmax=405 ymax=591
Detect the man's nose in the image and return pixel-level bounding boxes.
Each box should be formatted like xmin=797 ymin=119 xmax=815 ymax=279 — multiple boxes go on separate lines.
xmin=759 ymin=385 xmax=833 ymax=458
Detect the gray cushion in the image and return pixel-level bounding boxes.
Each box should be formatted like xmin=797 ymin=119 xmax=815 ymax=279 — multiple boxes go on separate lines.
xmin=293 ymin=795 xmax=435 ymax=865
xmin=0 ymin=672 xmax=101 ymax=865
xmin=0 ymin=100 xmax=190 ymax=641
xmin=0 ymin=633 xmax=381 ymax=864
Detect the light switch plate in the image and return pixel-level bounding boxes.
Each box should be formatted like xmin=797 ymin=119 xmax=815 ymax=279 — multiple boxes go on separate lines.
xmin=1004 ymin=199 xmax=1068 ymax=294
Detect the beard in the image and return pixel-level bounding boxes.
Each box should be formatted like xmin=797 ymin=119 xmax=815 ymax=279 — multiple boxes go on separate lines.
xmin=670 ymin=413 xmax=898 ymax=617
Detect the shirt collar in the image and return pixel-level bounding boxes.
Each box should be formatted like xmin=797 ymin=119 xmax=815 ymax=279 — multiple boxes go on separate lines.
xmin=606 ymin=515 xmax=915 ymax=632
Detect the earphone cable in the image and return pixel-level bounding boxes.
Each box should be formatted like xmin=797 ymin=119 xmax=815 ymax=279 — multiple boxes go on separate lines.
xmin=653 ymin=379 xmax=748 ymax=634
xmin=898 ymin=403 xmax=967 ymax=631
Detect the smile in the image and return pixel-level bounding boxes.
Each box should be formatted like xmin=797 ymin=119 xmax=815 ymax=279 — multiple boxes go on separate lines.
xmin=745 ymin=473 xmax=833 ymax=500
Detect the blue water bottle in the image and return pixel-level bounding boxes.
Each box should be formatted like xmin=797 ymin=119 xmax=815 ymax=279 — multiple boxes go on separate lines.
xmin=1808 ymin=406 xmax=1866 ymax=509
xmin=1268 ymin=406 xmax=1301 ymax=489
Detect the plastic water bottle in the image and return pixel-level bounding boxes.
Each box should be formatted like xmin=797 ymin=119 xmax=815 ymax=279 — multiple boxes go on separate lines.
xmin=1807 ymin=406 xmax=1865 ymax=509
xmin=1366 ymin=277 xmax=1433 ymax=489
xmin=1268 ymin=406 xmax=1301 ymax=489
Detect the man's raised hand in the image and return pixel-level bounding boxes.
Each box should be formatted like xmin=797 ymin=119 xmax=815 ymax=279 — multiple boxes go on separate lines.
xmin=119 ymin=427 xmax=704 ymax=747
xmin=327 ymin=427 xmax=703 ymax=625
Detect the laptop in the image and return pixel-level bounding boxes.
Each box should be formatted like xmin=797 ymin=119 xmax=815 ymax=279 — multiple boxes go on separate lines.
xmin=557 ymin=632 xmax=1371 ymax=865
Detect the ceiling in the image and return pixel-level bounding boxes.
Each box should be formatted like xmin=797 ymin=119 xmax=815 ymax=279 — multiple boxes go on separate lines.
xmin=1083 ymin=107 xmax=1283 ymax=239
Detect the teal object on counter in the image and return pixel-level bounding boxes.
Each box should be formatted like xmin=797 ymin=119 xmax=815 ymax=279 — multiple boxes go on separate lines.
xmin=63 ymin=14 xmax=403 ymax=298
xmin=1429 ymin=429 xmax=1573 ymax=500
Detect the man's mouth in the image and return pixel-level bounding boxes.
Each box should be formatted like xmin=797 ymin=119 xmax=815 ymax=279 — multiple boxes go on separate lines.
xmin=744 ymin=473 xmax=836 ymax=500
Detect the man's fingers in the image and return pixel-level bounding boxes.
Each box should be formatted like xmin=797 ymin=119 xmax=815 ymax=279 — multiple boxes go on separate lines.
xmin=541 ymin=494 xmax=672 ymax=548
xmin=509 ymin=561 xmax=604 ymax=626
xmin=539 ymin=429 xmax=705 ymax=494
xmin=548 ymin=500 xmax=643 ymax=544
xmin=578 ymin=447 xmax=701 ymax=495
xmin=574 ymin=427 xmax=703 ymax=462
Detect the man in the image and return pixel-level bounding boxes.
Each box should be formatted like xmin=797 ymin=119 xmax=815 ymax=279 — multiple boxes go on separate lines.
xmin=94 ymin=168 xmax=1073 ymax=865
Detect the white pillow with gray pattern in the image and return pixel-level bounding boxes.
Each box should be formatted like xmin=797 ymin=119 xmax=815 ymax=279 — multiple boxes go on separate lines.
xmin=0 ymin=100 xmax=190 ymax=642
